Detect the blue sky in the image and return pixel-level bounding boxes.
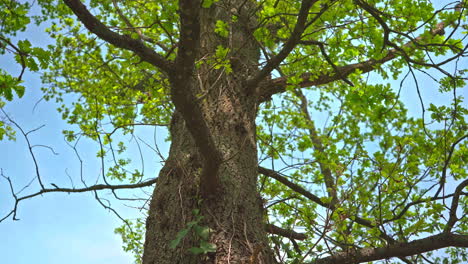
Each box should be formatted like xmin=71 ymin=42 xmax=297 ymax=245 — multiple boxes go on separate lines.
xmin=0 ymin=40 xmax=168 ymax=262
xmin=0 ymin=2 xmax=467 ymax=264
xmin=0 ymin=54 xmax=141 ymax=263
xmin=0 ymin=6 xmax=166 ymax=262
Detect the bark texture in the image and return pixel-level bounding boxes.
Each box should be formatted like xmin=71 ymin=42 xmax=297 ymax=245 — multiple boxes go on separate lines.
xmin=57 ymin=1 xmax=468 ymax=264
xmin=142 ymin=1 xmax=276 ymax=263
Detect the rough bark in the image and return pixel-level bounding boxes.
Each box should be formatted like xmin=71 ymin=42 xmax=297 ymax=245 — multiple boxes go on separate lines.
xmin=142 ymin=1 xmax=276 ymax=263
xmin=55 ymin=1 xmax=468 ymax=263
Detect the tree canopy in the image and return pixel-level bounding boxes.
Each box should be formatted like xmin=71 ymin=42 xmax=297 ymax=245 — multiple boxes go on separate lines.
xmin=1 ymin=0 xmax=468 ymax=263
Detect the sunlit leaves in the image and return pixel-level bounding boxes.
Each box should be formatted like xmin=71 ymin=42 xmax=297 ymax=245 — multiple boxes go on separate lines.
xmin=214 ymin=20 xmax=229 ymax=38
xmin=197 ymin=45 xmax=233 ymax=74
xmin=1 ymin=0 xmax=466 ymax=263
xmin=15 ymin=39 xmax=51 ymax=71
xmin=115 ymin=219 xmax=145 ymax=264
xmin=201 ymin=0 xmax=219 ymax=9
xmin=0 ymin=1 xmax=31 ymax=35
xmin=0 ymin=70 xmax=24 ymax=101
xmin=257 ymin=2 xmax=467 ymax=251
xmin=0 ymin=115 xmax=16 ymax=141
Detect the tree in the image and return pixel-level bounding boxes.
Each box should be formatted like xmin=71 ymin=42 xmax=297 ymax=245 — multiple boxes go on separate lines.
xmin=1 ymin=0 xmax=468 ymax=263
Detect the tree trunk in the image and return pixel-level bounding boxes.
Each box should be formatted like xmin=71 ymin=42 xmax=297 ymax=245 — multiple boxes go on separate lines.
xmin=142 ymin=2 xmax=276 ymax=263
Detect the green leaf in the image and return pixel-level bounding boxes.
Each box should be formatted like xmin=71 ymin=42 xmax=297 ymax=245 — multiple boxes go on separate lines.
xmin=188 ymin=247 xmax=205 ymax=254
xmin=17 ymin=39 xmax=32 ymax=52
xmin=14 ymin=84 xmax=25 ymax=98
xmin=199 ymin=241 xmax=216 ymax=252
xmin=193 ymin=225 xmax=211 ymax=240
xmin=169 ymin=228 xmax=190 ymax=249
xmin=202 ymin=0 xmax=219 ymax=8
xmin=215 ymin=20 xmax=229 ymax=38
xmin=130 ymin=32 xmax=139 ymax=39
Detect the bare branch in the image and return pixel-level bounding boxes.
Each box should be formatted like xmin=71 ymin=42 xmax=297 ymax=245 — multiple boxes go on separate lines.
xmin=1 ymin=109 xmax=45 ymax=189
xmin=0 ymin=176 xmax=157 ymax=222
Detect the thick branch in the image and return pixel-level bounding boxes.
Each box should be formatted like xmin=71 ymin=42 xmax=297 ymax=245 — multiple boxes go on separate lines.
xmin=265 ymin=223 xmax=307 ymax=240
xmin=245 ymin=0 xmax=319 ymax=93
xmin=111 ymin=0 xmax=170 ymax=52
xmin=435 ymin=134 xmax=468 ymax=197
xmin=445 ymin=178 xmax=468 ymax=233
xmin=258 ymin=20 xmax=448 ymax=102
xmin=170 ymin=0 xmax=222 ymax=198
xmin=311 ymin=233 xmax=468 ymax=264
xmin=62 ymin=0 xmax=173 ymax=73
xmin=259 ymin=166 xmax=325 ymax=207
